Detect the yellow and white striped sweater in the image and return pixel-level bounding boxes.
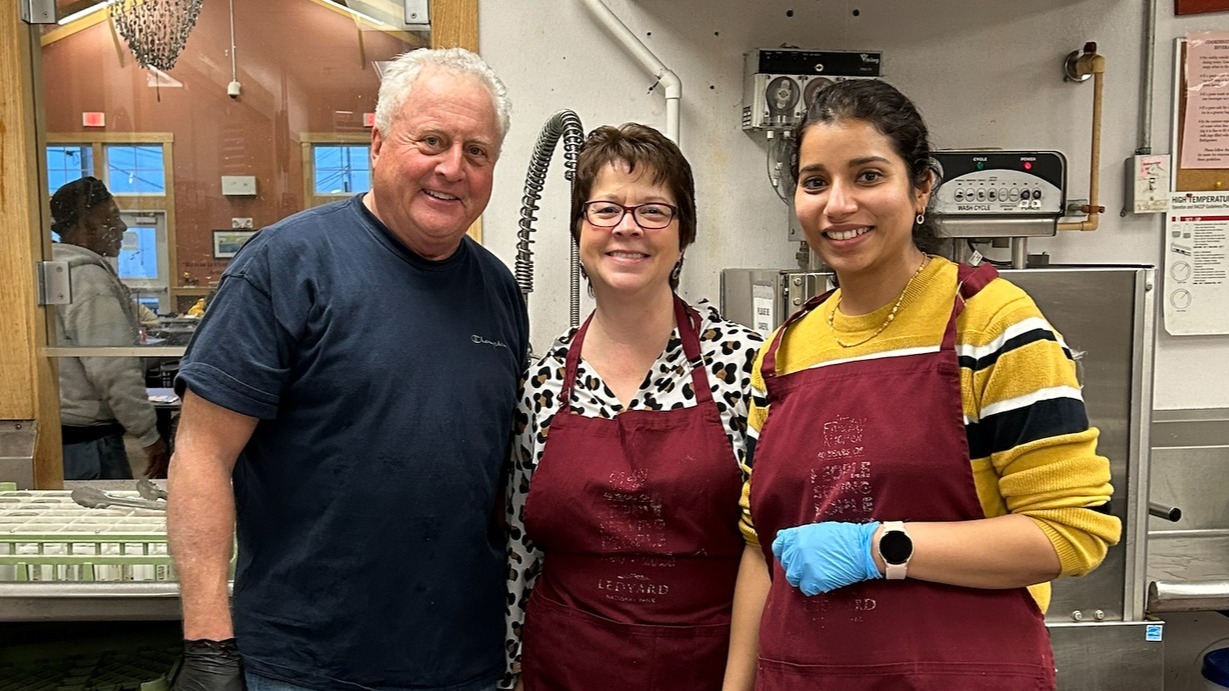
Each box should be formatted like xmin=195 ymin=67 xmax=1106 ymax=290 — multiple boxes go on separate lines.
xmin=740 ymin=256 xmax=1122 ymax=611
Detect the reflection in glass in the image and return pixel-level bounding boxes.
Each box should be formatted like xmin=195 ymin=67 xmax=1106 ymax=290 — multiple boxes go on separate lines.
xmin=39 ymin=0 xmax=430 ymax=479
xmin=42 ymin=0 xmax=426 ymax=309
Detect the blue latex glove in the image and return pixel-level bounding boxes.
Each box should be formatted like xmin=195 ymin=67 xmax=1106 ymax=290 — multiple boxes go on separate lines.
xmin=772 ymin=521 xmax=883 ymax=596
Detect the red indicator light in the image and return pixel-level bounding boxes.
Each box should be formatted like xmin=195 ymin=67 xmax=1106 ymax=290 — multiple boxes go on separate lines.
xmin=82 ymin=112 xmax=105 ymax=127
xmin=1023 ymin=161 xmax=1033 ymax=170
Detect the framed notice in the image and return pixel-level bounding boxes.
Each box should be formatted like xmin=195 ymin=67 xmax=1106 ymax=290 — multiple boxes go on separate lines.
xmin=1163 ymin=39 xmax=1229 ymax=335
xmin=1174 ymin=35 xmax=1229 ymax=186
xmin=212 ymin=230 xmax=256 ymax=259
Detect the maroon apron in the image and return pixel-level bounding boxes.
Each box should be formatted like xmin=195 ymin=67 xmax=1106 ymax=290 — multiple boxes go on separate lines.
xmin=749 ymin=263 xmax=1056 ymax=691
xmin=521 ymin=295 xmax=744 ymax=691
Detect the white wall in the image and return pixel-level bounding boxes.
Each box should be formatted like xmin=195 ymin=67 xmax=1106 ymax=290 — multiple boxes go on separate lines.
xmin=479 ymin=0 xmax=1229 ymax=410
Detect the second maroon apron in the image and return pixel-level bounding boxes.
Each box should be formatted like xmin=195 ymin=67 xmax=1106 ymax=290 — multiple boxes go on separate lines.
xmin=521 ymin=295 xmax=744 ymax=691
xmin=749 ymin=263 xmax=1056 ymax=691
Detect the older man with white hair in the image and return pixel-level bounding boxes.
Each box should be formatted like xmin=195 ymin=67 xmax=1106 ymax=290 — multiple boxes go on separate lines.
xmin=168 ymin=48 xmax=527 ymax=691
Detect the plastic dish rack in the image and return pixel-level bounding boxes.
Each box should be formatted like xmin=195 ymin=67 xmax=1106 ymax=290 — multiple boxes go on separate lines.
xmin=0 ymin=491 xmax=171 ymax=583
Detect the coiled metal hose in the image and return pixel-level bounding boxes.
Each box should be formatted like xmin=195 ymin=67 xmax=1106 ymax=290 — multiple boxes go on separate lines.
xmin=515 ymin=110 xmax=585 ymax=326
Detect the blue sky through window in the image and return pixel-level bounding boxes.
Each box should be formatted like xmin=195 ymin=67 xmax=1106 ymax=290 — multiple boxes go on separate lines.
xmin=47 ymin=146 xmax=94 ymax=195
xmin=314 ymin=145 xmax=370 ymax=194
xmin=106 ymin=145 xmax=166 ymax=194
xmin=117 ymin=226 xmax=159 ymax=279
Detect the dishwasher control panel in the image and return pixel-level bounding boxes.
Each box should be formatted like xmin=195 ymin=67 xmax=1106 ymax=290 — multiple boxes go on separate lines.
xmin=932 ymin=150 xmax=1066 ymax=217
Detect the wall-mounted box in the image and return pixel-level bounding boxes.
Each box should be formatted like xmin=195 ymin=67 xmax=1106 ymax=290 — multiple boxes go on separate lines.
xmin=221 ymin=175 xmax=257 ymax=196
xmin=20 ymin=0 xmax=55 ymax=24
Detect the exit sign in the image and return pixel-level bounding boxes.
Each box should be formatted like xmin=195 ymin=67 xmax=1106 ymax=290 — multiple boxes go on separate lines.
xmin=82 ymin=112 xmax=105 ymax=127
xmin=364 ymin=112 xmax=376 ymax=128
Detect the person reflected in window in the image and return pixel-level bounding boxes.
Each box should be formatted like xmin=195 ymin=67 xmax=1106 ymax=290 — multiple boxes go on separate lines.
xmin=51 ymin=176 xmax=170 ymax=480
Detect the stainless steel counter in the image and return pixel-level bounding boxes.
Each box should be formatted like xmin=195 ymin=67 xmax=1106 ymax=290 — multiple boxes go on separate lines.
xmin=0 ymin=582 xmax=184 ymax=621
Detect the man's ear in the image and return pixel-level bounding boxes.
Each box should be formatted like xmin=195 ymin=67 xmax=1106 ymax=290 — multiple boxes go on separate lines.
xmin=370 ymin=126 xmax=385 ymax=168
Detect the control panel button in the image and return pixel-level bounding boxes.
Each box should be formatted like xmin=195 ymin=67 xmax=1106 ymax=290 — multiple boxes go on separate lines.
xmin=999 ymin=188 xmax=1008 ymax=202
xmin=988 ymin=189 xmax=997 ymax=201
xmin=1033 ymin=188 xmax=1044 ymax=199
xmin=1020 ymin=189 xmax=1032 ymax=200
xmin=954 ymin=189 xmax=965 ymax=202
xmin=976 ymin=189 xmax=986 ymax=201
xmin=1009 ymin=189 xmax=1020 ymax=201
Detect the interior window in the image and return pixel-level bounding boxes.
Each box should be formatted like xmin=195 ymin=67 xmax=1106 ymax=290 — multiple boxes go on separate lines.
xmin=46 ymin=145 xmax=94 ymax=194
xmin=104 ymin=144 xmax=167 ymax=195
xmin=313 ymin=144 xmax=372 ymax=195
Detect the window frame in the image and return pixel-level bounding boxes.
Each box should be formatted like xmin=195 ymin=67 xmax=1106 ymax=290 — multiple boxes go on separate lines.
xmin=46 ymin=144 xmax=95 ymax=195
xmin=301 ymin=133 xmax=373 ymax=208
xmin=101 ymin=142 xmax=169 ymax=196
xmin=45 ymin=132 xmax=178 ymax=304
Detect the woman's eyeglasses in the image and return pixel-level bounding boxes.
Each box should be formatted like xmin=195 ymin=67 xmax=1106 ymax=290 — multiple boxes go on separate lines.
xmin=582 ymin=201 xmax=678 ymax=230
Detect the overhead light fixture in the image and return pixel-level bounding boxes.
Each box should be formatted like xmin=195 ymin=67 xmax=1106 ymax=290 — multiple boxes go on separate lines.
xmin=57 ymin=1 xmax=108 ymax=25
xmin=321 ymin=0 xmax=391 ymax=28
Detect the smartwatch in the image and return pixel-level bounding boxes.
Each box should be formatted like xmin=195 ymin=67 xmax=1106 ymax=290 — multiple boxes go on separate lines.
xmin=878 ymin=521 xmax=913 ymax=580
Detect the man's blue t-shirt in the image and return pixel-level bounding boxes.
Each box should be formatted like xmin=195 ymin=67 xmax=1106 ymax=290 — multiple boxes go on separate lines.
xmin=178 ymin=195 xmax=528 ymax=691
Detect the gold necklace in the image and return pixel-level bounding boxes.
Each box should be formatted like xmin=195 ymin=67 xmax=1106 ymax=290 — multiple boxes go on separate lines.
xmin=826 ymin=256 xmax=929 ymax=348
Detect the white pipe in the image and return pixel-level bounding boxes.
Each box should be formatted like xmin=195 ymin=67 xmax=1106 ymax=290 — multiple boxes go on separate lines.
xmin=229 ymin=0 xmax=238 ymax=82
xmin=577 ymin=0 xmax=681 ymax=144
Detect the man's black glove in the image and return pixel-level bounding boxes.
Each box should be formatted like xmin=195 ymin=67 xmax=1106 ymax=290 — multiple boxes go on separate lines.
xmin=174 ymin=638 xmax=245 ymax=691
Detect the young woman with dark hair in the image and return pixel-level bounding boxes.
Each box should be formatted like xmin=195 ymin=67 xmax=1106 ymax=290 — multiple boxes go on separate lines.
xmin=724 ymin=80 xmax=1121 ymax=691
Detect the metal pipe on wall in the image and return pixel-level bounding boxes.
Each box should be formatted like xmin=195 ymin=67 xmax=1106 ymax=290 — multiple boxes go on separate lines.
xmin=1059 ymin=47 xmax=1106 ymax=232
xmin=577 ymin=0 xmax=681 ymax=144
xmin=1138 ymin=0 xmax=1158 ymax=154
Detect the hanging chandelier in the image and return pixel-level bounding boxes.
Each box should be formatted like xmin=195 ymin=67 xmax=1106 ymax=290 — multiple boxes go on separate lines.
xmin=108 ymin=0 xmax=207 ymax=71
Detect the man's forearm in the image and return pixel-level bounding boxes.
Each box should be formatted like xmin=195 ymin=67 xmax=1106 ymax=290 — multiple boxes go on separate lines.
xmin=167 ymin=390 xmax=257 ymax=639
xmin=169 ymin=453 xmax=238 ymax=639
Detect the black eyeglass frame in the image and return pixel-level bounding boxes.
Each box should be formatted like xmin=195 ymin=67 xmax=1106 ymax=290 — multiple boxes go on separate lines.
xmin=581 ymin=201 xmax=680 ymax=230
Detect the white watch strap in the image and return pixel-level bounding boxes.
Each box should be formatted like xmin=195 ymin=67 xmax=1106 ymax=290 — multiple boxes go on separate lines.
xmin=881 ymin=520 xmax=910 ymax=580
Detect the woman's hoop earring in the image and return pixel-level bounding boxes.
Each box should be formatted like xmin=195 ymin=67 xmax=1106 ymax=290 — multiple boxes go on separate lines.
xmin=671 ymin=258 xmax=683 ymax=282
xmin=915 ymin=212 xmax=926 ymax=226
